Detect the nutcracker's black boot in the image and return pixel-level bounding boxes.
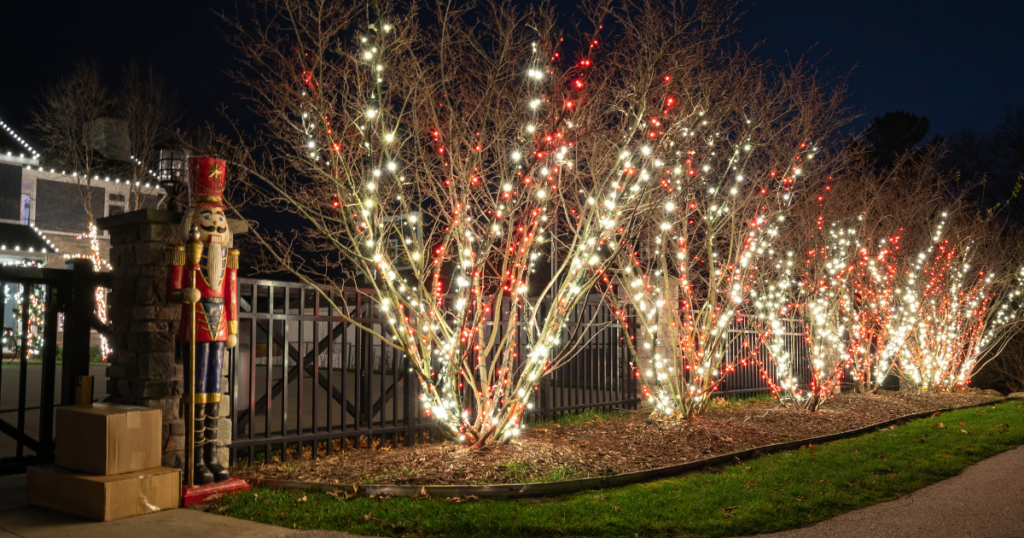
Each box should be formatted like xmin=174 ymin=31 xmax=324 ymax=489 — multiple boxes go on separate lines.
xmin=204 ymin=401 xmax=230 ymax=482
xmin=192 ymin=403 xmax=215 ymax=486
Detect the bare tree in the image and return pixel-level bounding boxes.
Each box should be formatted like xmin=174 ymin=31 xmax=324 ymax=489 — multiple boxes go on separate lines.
xmin=117 ymin=62 xmax=180 ymax=210
xmin=947 ymin=106 xmax=1024 ymax=223
xmin=605 ymin=45 xmax=849 ymax=416
xmin=764 ymin=144 xmax=1024 ymax=396
xmin=756 ymin=220 xmax=861 ymax=410
xmin=219 ymin=0 xmax=862 ymax=443
xmin=29 ymin=60 xmax=178 ymax=220
xmin=29 ymin=59 xmax=111 ymax=223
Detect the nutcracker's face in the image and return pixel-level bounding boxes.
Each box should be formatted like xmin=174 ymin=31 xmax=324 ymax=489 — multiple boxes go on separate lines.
xmin=189 ymin=207 xmax=232 ymax=246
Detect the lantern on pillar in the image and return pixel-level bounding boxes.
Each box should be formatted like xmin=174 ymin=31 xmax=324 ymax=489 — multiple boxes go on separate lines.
xmin=156 ymin=142 xmax=189 ymax=212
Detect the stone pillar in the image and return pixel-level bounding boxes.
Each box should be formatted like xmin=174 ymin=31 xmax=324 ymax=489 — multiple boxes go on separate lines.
xmin=97 ymin=209 xmax=246 ymax=468
xmin=98 ymin=209 xmax=186 ymax=468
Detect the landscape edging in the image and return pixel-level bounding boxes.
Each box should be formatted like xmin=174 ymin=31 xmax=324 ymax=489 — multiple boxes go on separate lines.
xmin=245 ymin=397 xmax=1007 ymax=499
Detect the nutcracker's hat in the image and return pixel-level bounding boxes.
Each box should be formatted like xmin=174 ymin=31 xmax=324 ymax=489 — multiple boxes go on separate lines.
xmin=187 ymin=156 xmax=227 ymax=208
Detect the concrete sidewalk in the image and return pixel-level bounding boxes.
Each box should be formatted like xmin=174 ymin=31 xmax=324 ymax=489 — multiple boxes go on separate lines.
xmin=0 ymin=474 xmax=368 ymax=538
xmin=751 ymin=443 xmax=1024 ymax=538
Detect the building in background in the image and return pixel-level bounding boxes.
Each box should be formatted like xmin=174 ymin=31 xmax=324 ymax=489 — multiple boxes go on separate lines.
xmin=1 ymin=115 xmax=163 ymax=357
xmin=0 ymin=117 xmax=163 ymax=265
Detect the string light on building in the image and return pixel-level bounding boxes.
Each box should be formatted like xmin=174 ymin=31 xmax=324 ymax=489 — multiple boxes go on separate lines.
xmin=0 ymin=116 xmax=39 ymax=159
xmin=63 ymin=223 xmax=112 ymax=361
xmin=23 ymin=165 xmax=162 ymax=190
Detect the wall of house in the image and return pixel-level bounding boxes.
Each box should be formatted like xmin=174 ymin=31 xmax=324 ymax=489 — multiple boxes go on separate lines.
xmin=0 ymin=162 xmax=164 ymax=266
xmin=0 ymin=163 xmax=22 ymax=222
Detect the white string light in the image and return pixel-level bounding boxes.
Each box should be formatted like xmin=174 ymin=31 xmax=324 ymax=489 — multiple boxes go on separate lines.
xmin=0 ymin=224 xmax=59 ymax=254
xmin=0 ymin=116 xmax=39 ymax=159
xmin=26 ymin=165 xmax=162 ymax=190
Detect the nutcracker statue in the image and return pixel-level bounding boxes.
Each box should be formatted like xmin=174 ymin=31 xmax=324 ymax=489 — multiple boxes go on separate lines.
xmin=167 ymin=156 xmax=238 ymax=486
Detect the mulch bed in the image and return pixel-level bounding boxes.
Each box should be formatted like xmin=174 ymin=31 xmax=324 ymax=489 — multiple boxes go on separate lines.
xmin=230 ymin=390 xmax=1001 ymax=486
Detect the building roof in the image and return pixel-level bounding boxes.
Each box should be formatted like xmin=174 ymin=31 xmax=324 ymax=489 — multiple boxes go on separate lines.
xmin=0 ymin=116 xmax=40 ymax=166
xmin=0 ymin=223 xmax=57 ymax=255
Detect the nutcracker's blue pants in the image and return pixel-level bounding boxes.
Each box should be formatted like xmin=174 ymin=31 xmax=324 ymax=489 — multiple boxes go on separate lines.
xmin=186 ymin=342 xmax=224 ymax=396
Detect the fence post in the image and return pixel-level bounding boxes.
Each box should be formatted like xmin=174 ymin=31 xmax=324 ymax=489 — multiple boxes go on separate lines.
xmin=38 ymin=283 xmax=59 ymax=457
xmin=60 ymin=259 xmax=94 ymax=406
xmin=404 ymin=358 xmax=416 ymax=446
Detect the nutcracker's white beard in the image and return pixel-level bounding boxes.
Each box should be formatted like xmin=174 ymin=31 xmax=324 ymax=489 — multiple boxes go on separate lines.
xmin=207 ymin=245 xmax=224 ymax=290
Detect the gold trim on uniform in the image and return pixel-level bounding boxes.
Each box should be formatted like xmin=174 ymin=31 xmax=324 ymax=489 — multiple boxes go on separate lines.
xmin=227 ymin=249 xmax=239 ymax=269
xmin=171 ymin=245 xmax=186 ymax=266
xmin=183 ymin=393 xmax=222 ymax=404
xmin=228 ymin=321 xmax=238 ymax=335
xmin=194 ymin=195 xmax=223 ymax=204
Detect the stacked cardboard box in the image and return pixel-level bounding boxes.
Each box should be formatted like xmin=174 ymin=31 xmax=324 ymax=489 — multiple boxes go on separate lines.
xmin=27 ymin=403 xmax=181 ymax=521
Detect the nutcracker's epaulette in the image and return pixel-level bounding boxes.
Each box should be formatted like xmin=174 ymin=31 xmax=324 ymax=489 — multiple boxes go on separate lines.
xmin=170 ymin=245 xmax=186 ymax=266
xmin=227 ymin=248 xmax=239 ymax=269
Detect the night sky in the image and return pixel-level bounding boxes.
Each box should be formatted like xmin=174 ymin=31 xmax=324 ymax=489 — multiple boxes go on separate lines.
xmin=1 ymin=0 xmax=1022 ymax=145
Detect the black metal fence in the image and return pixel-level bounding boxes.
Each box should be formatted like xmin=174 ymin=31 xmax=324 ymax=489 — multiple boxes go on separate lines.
xmin=227 ymin=279 xmax=640 ymax=465
xmin=715 ymin=317 xmax=811 ymax=396
xmin=0 ymin=260 xmax=110 ymax=474
xmin=227 ymin=279 xmax=821 ymax=465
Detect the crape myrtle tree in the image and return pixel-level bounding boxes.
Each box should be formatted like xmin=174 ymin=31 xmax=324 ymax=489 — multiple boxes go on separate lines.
xmin=820 ymin=150 xmax=957 ymax=394
xmin=815 ymin=150 xmax=1024 ymax=393
xmin=220 ymin=0 xmax=772 ymax=446
xmin=754 ymin=220 xmax=861 ymax=411
xmin=753 ymin=148 xmax=955 ymax=404
xmin=896 ymin=213 xmax=1024 ymax=391
xmin=761 ymin=146 xmax=1024 ymax=400
xmin=604 ymin=54 xmax=848 ymax=416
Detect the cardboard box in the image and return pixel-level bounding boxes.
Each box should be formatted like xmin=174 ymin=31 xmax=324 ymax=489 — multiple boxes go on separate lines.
xmin=27 ymin=465 xmax=180 ymax=521
xmin=56 ymin=403 xmax=162 ymax=475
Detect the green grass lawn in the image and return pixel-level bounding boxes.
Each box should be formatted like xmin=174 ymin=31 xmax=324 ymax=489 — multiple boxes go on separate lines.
xmin=214 ymin=401 xmax=1024 ymax=537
